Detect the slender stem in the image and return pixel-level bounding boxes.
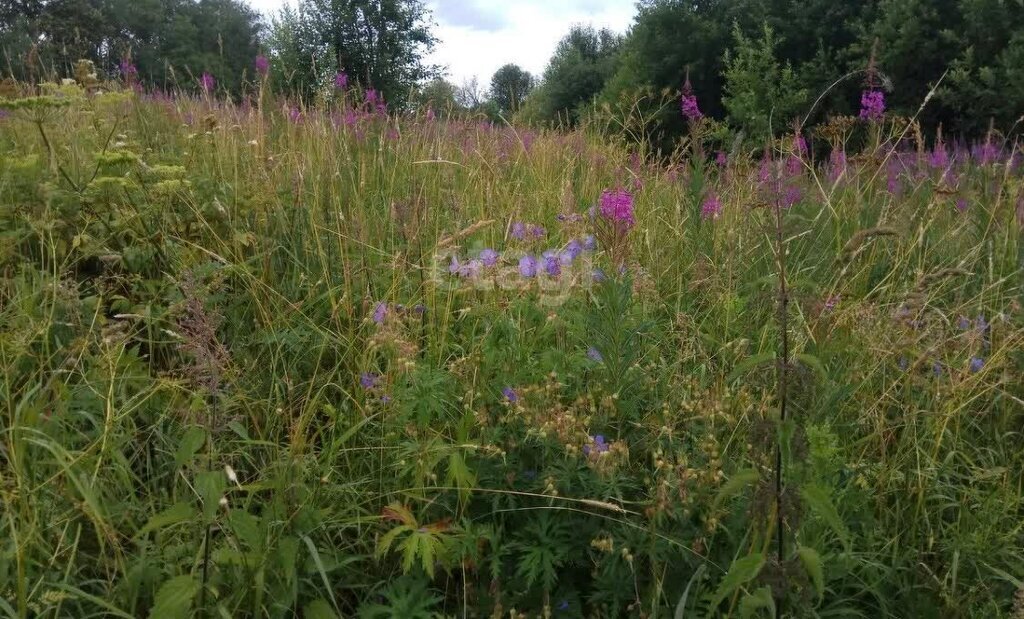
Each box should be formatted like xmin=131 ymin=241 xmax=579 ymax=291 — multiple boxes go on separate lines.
xmin=774 ymin=200 xmax=790 ymax=612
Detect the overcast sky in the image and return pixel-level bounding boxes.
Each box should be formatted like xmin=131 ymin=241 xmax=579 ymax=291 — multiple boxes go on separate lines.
xmin=245 ymin=0 xmax=637 ymax=86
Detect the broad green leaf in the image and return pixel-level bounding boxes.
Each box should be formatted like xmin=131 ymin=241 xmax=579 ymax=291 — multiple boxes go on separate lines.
xmin=148 ymin=575 xmax=198 ymax=619
xmin=738 ymin=586 xmax=776 ymax=618
xmin=796 ymin=545 xmax=825 ymax=602
xmin=304 ymin=599 xmax=338 ymax=619
xmin=801 ymin=484 xmax=851 ymax=551
xmin=138 ymin=502 xmax=195 ymax=537
xmin=713 ymin=469 xmax=759 ymax=509
xmin=710 ymin=552 xmax=765 ymax=608
xmin=175 ymin=426 xmax=206 ymax=467
xmin=228 ymin=510 xmax=262 ymax=550
xmin=195 ymin=471 xmax=226 ymax=521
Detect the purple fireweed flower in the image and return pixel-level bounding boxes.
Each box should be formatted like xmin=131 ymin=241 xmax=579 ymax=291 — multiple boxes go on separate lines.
xmin=599 ymin=189 xmax=635 ymax=229
xmin=334 ymin=72 xmax=348 ymax=90
xmin=120 ymin=60 xmax=137 ymax=77
xmin=972 ymin=140 xmax=999 ymax=165
xmin=859 ymin=89 xmax=885 ymax=121
xmin=366 ymin=89 xmax=379 ymax=106
xmin=700 ymin=192 xmax=722 ymax=220
xmin=511 ymin=221 xmax=526 ymax=240
xmin=288 ymin=106 xmax=302 ymax=123
xmin=479 ymin=248 xmax=499 ymax=267
xmin=715 ymin=151 xmax=728 ymax=167
xmin=360 ymin=372 xmax=379 ymax=389
xmin=969 ymin=357 xmax=984 ymax=373
xmin=254 ymin=55 xmax=269 ymax=77
xmin=586 ymin=346 xmax=603 ymax=362
xmin=199 ymin=72 xmax=215 ymax=93
xmin=518 ymin=255 xmax=538 ymax=277
xmin=782 ymin=185 xmax=803 ymax=208
xmin=502 ymin=386 xmax=518 ymax=402
xmin=372 ymin=301 xmax=388 ymax=324
xmin=929 ymin=142 xmax=949 ymax=169
xmin=583 ymin=234 xmax=597 ymax=251
xmin=680 ymin=78 xmax=702 ymax=121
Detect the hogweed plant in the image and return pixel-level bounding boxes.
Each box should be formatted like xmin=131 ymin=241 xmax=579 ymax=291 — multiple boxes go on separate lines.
xmin=0 ymin=62 xmax=1022 ymax=619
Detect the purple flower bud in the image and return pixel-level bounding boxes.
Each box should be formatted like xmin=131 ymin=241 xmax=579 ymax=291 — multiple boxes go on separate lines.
xmin=859 ymin=89 xmax=885 ymax=121
xmin=586 ymin=347 xmax=603 ymax=362
xmin=969 ymin=357 xmax=984 ymax=373
xmin=700 ymin=192 xmax=722 ymax=220
xmin=254 ymin=55 xmax=269 ymax=77
xmin=360 ymin=372 xmax=379 ymax=389
xmin=502 ymin=387 xmax=518 ymax=402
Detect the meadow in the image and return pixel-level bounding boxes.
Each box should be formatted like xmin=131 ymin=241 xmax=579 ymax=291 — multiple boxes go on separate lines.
xmin=1 ymin=76 xmax=1023 ymax=618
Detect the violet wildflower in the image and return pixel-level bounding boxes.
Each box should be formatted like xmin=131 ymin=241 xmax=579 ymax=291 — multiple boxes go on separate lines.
xmin=199 ymin=72 xmax=215 ymax=93
xmin=502 ymin=386 xmax=518 ymax=402
xmin=360 ymin=372 xmax=379 ymax=389
xmin=975 ymin=315 xmax=988 ymax=332
xmin=969 ymin=357 xmax=984 ymax=373
xmin=859 ymin=89 xmax=885 ymax=121
xmin=564 ymin=239 xmax=583 ymax=260
xmin=334 ymin=71 xmax=348 ymax=90
xmin=449 ymin=255 xmax=461 ymax=274
xmin=288 ymin=106 xmax=302 ymax=123
xmin=929 ymin=141 xmax=949 ymax=169
xmin=592 ymin=268 xmax=606 ymax=283
xmin=700 ymin=192 xmax=722 ymax=220
xmin=372 ymin=302 xmax=388 ymax=324
xmin=529 ymin=224 xmax=546 ymax=238
xmin=254 ymin=54 xmax=269 ymax=77
xmin=824 ymin=295 xmax=840 ymax=312
xmin=479 ymin=248 xmax=499 ymax=267
xmin=957 ymin=315 xmax=970 ymax=330
xmin=599 ymin=188 xmax=635 ymax=229
xmin=518 ymin=255 xmax=538 ymax=278
xmin=511 ymin=221 xmax=526 ymax=240
xmin=932 ymin=361 xmax=943 ymax=377
xmin=459 ymin=259 xmax=483 ymax=278
xmin=715 ymin=151 xmax=728 ymax=167
xmin=782 ymin=185 xmax=803 ymax=208
xmin=542 ymin=251 xmax=561 ymax=277
xmin=583 ymin=434 xmax=609 ymax=456
xmin=583 ymin=234 xmax=597 ymax=251
xmin=955 ymin=198 xmax=968 ymax=213
xmin=586 ymin=347 xmax=603 ymax=362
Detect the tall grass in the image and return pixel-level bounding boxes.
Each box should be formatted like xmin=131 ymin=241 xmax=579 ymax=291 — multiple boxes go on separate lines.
xmin=0 ymin=78 xmax=1022 ymax=617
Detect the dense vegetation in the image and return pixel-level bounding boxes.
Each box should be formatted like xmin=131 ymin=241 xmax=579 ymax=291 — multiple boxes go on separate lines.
xmin=1 ymin=61 xmax=1022 ymax=618
xmin=5 ymin=0 xmax=1024 ymax=143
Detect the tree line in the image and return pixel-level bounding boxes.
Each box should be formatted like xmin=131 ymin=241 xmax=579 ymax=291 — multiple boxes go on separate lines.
xmin=3 ymin=0 xmax=1021 ymax=142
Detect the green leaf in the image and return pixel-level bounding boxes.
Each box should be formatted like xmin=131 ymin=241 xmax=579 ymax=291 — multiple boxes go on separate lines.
xmin=137 ymin=502 xmax=195 ymax=537
xmin=195 ymin=471 xmax=226 ymax=521
xmin=713 ymin=469 xmax=759 ymax=510
xmin=796 ymin=545 xmax=825 ymax=602
xmin=228 ymin=510 xmax=262 ymax=550
xmin=800 ymin=484 xmax=851 ymax=551
xmin=148 ymin=575 xmax=198 ymax=619
xmin=304 ymin=599 xmax=338 ymax=619
xmin=710 ymin=552 xmax=765 ymax=608
xmin=175 ymin=426 xmax=206 ymax=467
xmin=738 ymin=586 xmax=776 ymax=618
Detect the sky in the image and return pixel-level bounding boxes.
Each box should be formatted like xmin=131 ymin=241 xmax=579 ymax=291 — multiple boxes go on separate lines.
xmin=245 ymin=0 xmax=637 ymax=86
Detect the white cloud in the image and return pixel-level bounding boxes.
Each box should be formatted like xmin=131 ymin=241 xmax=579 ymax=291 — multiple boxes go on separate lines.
xmin=244 ymin=0 xmax=637 ymax=86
